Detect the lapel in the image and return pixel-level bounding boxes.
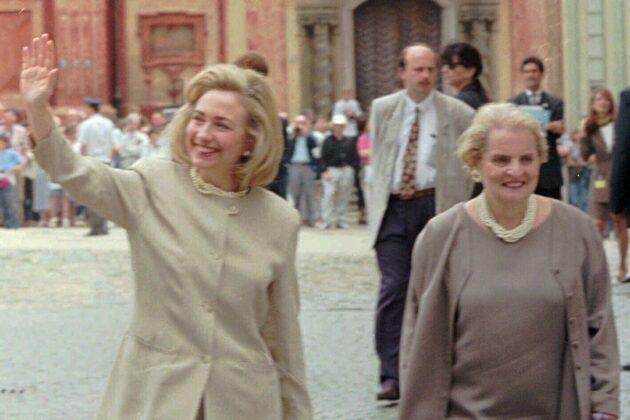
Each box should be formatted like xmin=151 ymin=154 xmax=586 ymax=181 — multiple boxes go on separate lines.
xmin=539 ymin=91 xmax=551 ymax=110
xmin=382 ymin=91 xmax=407 ymax=146
xmin=433 ymin=91 xmax=451 ymax=140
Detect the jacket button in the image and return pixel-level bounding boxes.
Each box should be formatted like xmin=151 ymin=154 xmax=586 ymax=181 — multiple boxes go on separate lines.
xmin=571 ymin=341 xmax=579 ymax=349
xmin=575 ymin=363 xmax=582 ymax=370
xmin=202 ymin=302 xmax=214 ymax=313
xmin=227 ymin=205 xmax=238 ymax=215
xmin=201 ymin=355 xmax=211 ymax=364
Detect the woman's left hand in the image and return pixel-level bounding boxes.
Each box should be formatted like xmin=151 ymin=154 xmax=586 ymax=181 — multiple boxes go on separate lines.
xmin=20 ymin=33 xmax=58 ymax=108
xmin=591 ymin=413 xmax=617 ymax=420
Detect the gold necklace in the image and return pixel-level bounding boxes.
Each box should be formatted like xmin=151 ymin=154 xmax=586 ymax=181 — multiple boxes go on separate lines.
xmin=189 ymin=167 xmax=249 ymax=198
xmin=476 ymin=192 xmax=537 ymax=243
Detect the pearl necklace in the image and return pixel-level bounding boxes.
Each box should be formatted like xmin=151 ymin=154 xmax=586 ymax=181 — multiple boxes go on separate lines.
xmin=476 ymin=192 xmax=537 ymax=243
xmin=189 ymin=167 xmax=249 ymax=198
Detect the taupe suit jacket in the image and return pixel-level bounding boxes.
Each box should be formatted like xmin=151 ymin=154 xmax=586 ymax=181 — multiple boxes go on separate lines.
xmin=34 ymin=129 xmax=312 ymax=420
xmin=368 ymin=90 xmax=475 ymax=245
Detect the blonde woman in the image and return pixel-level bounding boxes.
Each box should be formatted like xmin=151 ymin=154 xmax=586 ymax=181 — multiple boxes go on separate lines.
xmin=21 ymin=34 xmax=311 ymax=419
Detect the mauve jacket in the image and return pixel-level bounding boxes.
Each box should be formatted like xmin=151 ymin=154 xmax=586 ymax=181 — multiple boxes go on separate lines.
xmin=399 ymin=202 xmax=619 ymax=419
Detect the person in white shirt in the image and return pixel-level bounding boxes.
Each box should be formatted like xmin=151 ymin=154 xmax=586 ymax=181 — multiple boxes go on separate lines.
xmin=78 ymin=96 xmax=114 ymax=235
xmin=332 ymin=88 xmax=363 ymax=139
xmin=114 ymin=113 xmax=150 ymax=169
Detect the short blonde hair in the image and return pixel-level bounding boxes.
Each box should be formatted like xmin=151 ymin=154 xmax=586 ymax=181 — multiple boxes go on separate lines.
xmin=169 ymin=64 xmax=282 ymax=189
xmin=456 ymin=102 xmax=548 ymax=173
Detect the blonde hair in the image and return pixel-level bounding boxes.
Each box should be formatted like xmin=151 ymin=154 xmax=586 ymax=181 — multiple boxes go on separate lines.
xmin=456 ymin=102 xmax=548 ymax=173
xmin=169 ymin=64 xmax=282 ymax=189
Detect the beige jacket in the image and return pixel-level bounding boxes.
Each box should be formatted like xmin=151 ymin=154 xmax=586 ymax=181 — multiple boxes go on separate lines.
xmin=34 ymin=129 xmax=312 ymax=420
xmin=399 ymin=201 xmax=620 ymax=419
xmin=367 ymin=90 xmax=474 ymax=245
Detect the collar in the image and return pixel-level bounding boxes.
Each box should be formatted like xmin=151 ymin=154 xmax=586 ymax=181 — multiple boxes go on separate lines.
xmin=525 ymin=89 xmax=542 ymax=97
xmin=405 ymin=90 xmax=434 ymax=113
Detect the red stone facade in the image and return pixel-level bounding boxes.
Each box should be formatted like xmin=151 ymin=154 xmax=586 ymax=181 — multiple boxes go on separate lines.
xmin=245 ymin=0 xmax=288 ymax=112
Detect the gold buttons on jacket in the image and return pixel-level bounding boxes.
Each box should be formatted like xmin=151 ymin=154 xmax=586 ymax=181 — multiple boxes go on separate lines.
xmin=201 ymin=355 xmax=211 ymax=364
xmin=227 ymin=204 xmax=239 ymax=215
xmin=209 ymin=252 xmax=221 ymax=260
xmin=201 ymin=302 xmax=214 ymax=313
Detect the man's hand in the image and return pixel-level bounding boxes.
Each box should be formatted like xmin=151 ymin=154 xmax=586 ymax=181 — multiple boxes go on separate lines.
xmin=546 ymin=120 xmax=564 ymax=135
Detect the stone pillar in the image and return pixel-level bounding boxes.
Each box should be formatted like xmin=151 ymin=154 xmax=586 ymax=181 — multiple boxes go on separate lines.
xmin=312 ymin=22 xmax=333 ymax=117
xmin=298 ymin=11 xmax=338 ymax=118
xmin=459 ymin=1 xmax=499 ymax=100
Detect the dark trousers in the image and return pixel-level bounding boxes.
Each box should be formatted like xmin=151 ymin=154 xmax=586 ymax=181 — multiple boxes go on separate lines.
xmin=374 ymin=195 xmax=435 ymax=386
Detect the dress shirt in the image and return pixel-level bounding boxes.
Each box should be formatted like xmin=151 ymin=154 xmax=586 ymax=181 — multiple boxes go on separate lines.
xmin=78 ymin=114 xmax=115 ymax=163
xmin=601 ymin=122 xmax=613 ymax=153
xmin=391 ymin=92 xmax=437 ymax=192
xmin=332 ymin=99 xmax=363 ymax=137
xmin=526 ymin=89 xmax=542 ymax=105
xmin=291 ymin=135 xmax=310 ymax=163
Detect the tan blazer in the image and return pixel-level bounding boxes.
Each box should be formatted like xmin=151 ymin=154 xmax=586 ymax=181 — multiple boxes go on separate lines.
xmin=34 ymin=129 xmax=312 ymax=420
xmin=399 ymin=202 xmax=620 ymax=419
xmin=367 ymin=90 xmax=474 ymax=245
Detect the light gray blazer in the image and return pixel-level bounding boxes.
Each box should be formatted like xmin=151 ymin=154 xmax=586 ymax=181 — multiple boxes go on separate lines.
xmin=368 ymin=90 xmax=475 ymax=245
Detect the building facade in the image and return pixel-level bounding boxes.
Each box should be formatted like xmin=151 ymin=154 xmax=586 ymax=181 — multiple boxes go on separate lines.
xmin=1 ymin=0 xmax=629 ymax=128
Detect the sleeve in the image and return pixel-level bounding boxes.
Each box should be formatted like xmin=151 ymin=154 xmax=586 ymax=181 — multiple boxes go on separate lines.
xmin=320 ymin=138 xmax=331 ymax=171
xmin=260 ymin=218 xmax=313 ymax=419
xmin=353 ymin=99 xmax=363 ymax=116
xmin=551 ymin=96 xmax=564 ymax=122
xmin=580 ymin=132 xmax=595 ymax=161
xmin=33 ymin=128 xmax=149 ymax=229
xmin=582 ymin=220 xmax=620 ymax=414
xmin=610 ymin=89 xmax=630 ymax=213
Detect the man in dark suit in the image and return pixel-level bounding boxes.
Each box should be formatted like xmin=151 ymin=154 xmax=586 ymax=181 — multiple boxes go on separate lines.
xmin=510 ymin=56 xmax=565 ymax=199
xmin=611 ymin=88 xmax=630 ymax=370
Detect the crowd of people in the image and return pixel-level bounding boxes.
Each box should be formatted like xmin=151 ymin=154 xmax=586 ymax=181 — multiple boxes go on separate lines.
xmin=9 ymin=32 xmax=629 ymax=419
xmin=0 ymin=99 xmax=170 ymax=234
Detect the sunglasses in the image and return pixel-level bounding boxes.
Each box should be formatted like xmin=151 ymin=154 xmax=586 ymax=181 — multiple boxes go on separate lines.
xmin=444 ymin=61 xmax=466 ymax=69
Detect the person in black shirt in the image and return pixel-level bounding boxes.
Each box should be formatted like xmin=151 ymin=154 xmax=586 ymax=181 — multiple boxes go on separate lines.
xmin=319 ymin=114 xmax=359 ymax=229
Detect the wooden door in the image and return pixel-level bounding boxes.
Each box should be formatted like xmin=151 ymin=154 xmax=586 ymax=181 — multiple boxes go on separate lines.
xmin=0 ymin=11 xmax=33 ymax=94
xmin=54 ymin=0 xmax=112 ymax=106
xmin=354 ymin=0 xmax=442 ymax=108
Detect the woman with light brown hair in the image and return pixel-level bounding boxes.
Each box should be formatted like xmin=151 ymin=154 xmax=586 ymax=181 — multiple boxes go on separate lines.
xmin=21 ymin=34 xmax=311 ymax=419
xmin=580 ymin=87 xmax=628 ymax=282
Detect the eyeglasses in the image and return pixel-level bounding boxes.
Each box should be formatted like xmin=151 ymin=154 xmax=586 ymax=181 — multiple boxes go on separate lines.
xmin=444 ymin=61 xmax=465 ymax=70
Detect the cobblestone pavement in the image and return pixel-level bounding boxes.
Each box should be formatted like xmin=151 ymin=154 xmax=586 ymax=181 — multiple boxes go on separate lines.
xmin=0 ymin=226 xmax=629 ymax=419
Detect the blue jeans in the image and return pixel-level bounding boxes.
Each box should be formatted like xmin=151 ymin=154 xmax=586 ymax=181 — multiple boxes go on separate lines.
xmin=568 ymin=166 xmax=591 ymax=213
xmin=0 ymin=183 xmax=20 ymax=228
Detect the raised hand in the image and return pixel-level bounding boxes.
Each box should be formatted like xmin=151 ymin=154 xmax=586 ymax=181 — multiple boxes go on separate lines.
xmin=20 ymin=34 xmax=58 ymax=107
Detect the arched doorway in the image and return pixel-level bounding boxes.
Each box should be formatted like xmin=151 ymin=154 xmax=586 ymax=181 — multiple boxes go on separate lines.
xmin=353 ymin=0 xmax=442 ymax=109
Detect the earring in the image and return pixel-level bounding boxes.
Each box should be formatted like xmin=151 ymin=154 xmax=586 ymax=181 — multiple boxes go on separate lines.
xmin=242 ymin=150 xmax=252 ymax=158
xmin=470 ymin=168 xmax=481 ymax=182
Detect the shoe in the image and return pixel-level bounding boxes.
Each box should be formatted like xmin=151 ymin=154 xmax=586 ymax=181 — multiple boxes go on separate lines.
xmin=617 ymin=268 xmax=629 ymax=283
xmin=337 ymin=222 xmax=349 ymax=229
xmin=316 ymin=222 xmax=331 ymax=230
xmin=376 ymin=383 xmax=399 ymax=401
xmin=622 ymin=364 xmax=630 ymax=371
xmin=61 ymin=218 xmax=71 ymax=228
xmin=48 ymin=217 xmax=59 ymax=228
